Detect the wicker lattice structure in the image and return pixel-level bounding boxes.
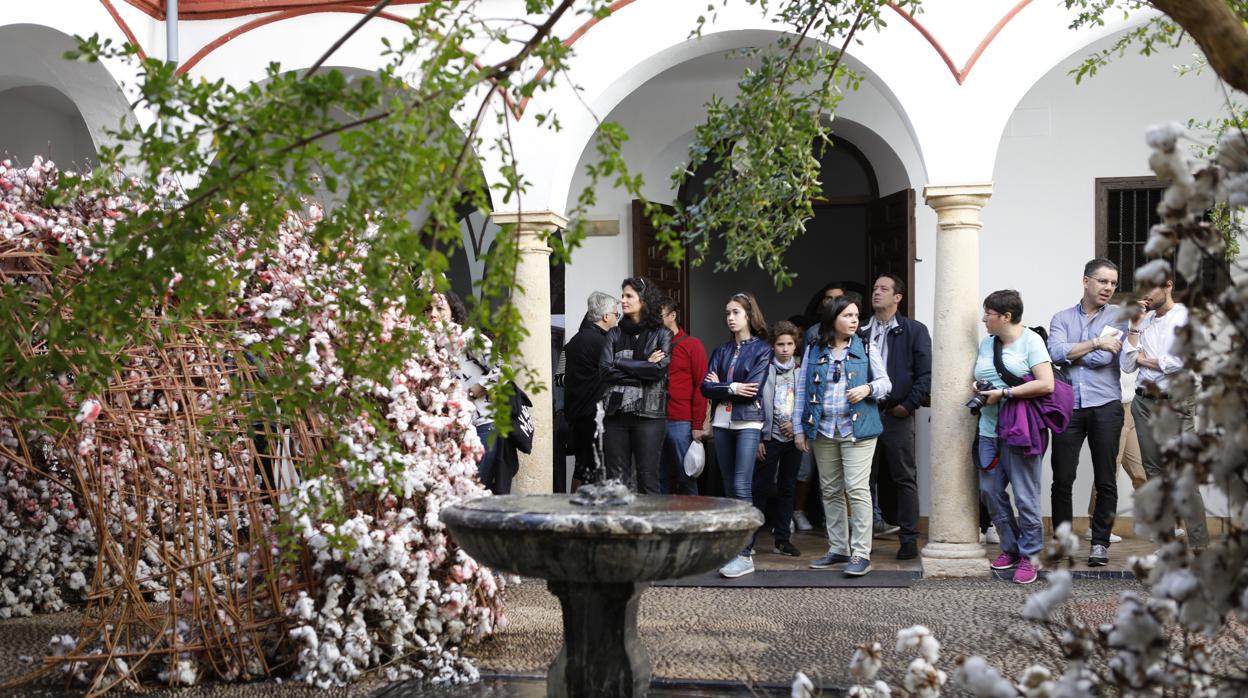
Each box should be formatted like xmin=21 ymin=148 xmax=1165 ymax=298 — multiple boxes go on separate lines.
xmin=2 ymin=244 xmax=324 ymax=693
xmin=1 ymin=159 xmax=501 ymax=695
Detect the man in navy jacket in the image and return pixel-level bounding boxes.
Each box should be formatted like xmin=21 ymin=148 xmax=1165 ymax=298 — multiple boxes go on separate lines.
xmin=861 ymin=274 xmax=932 ymax=560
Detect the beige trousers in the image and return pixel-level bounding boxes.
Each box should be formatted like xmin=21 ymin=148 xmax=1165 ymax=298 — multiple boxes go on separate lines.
xmin=812 ymin=435 xmax=878 ymax=558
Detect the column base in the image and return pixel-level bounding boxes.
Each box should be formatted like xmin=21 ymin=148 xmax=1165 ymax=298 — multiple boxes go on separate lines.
xmin=920 ymin=542 xmax=988 ymax=578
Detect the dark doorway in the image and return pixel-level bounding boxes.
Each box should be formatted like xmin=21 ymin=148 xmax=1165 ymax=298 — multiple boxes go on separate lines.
xmin=652 ymin=135 xmax=915 ymax=339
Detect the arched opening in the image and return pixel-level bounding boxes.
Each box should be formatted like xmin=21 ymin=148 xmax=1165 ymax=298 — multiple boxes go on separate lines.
xmin=0 ymin=24 xmax=135 ymax=160
xmin=561 ymin=39 xmax=923 ymax=336
xmin=652 ymin=132 xmax=914 ymax=337
xmin=0 ymin=85 xmax=97 ymax=168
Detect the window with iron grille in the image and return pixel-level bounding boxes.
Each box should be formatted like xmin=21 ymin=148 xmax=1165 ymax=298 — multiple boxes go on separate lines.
xmin=1095 ymin=176 xmax=1228 ymax=297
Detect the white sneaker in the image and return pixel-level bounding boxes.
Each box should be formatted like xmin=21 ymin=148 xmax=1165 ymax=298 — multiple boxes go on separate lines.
xmin=719 ymin=554 xmax=755 ymax=578
xmin=793 ymin=511 xmax=814 ymax=531
xmin=1175 ymin=528 xmax=1186 ymax=539
xmin=978 ymin=530 xmax=986 ymax=544
xmin=985 ymin=525 xmax=1001 ymax=545
xmin=1084 ymin=529 xmax=1123 ymax=544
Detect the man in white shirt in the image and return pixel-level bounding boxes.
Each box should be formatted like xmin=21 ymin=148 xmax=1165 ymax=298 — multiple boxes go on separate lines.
xmin=1120 ymin=271 xmax=1208 ymax=548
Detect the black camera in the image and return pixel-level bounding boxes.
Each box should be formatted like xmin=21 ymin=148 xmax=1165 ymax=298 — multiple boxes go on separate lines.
xmin=966 ymin=380 xmax=995 ymax=415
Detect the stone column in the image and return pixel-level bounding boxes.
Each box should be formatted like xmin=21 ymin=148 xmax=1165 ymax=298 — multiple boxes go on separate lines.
xmin=490 ymin=210 xmax=568 ymax=495
xmin=920 ymin=184 xmax=992 ymax=577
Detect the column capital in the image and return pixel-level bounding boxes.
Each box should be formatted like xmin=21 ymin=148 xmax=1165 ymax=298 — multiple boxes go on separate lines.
xmin=490 ymin=210 xmax=569 ymax=232
xmin=923 ymin=183 xmax=993 ymax=208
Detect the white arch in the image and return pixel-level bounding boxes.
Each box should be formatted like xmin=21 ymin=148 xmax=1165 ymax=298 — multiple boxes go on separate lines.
xmin=481 ymin=0 xmax=1163 ymax=213
xmin=487 ymin=0 xmax=930 ymax=215
xmin=910 ymin=0 xmax=1160 ymax=185
xmin=181 ymin=12 xmax=512 ymax=197
xmin=181 ymin=14 xmax=409 ymax=86
xmin=0 ymin=22 xmax=142 ymax=155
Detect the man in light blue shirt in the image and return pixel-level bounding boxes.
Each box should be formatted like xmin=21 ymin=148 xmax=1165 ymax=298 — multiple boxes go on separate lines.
xmin=1046 ymin=258 xmax=1128 ymax=567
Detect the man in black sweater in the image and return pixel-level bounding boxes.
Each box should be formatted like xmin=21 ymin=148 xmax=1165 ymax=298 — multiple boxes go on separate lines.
xmin=562 ymin=291 xmax=620 ymax=490
xmin=862 ymin=274 xmax=932 ymax=560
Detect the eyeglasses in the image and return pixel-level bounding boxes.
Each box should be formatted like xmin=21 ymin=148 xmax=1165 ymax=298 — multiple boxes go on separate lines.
xmin=1086 ymin=276 xmax=1119 ymax=288
xmin=982 ymin=310 xmax=1003 ymax=320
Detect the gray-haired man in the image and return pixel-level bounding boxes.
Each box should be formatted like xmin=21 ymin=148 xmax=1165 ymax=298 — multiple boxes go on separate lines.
xmin=563 ymin=291 xmax=620 ymax=490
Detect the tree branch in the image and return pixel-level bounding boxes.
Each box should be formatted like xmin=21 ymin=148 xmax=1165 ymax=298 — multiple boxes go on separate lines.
xmin=1152 ymin=0 xmax=1248 ymax=93
xmin=304 ymin=0 xmax=395 ymax=78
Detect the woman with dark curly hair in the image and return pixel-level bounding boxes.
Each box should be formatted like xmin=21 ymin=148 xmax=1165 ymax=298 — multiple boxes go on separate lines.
xmin=598 ymin=277 xmax=673 ymax=493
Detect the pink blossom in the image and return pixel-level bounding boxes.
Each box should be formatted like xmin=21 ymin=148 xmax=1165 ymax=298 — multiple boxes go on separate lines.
xmin=75 ymin=399 xmax=101 ymax=425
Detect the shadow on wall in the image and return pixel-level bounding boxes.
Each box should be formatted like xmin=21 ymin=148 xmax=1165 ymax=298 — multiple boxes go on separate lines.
xmin=0 ymin=85 xmax=97 ymax=170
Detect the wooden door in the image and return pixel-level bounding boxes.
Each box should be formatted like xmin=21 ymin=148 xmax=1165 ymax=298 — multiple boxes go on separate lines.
xmin=866 ymin=188 xmax=916 ymax=318
xmin=631 ymin=199 xmax=691 ymax=330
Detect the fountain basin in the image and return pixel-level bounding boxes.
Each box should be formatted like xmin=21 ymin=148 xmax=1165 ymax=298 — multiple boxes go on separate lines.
xmin=443 ymin=494 xmax=763 ymax=583
xmin=443 ymin=494 xmax=762 ymax=698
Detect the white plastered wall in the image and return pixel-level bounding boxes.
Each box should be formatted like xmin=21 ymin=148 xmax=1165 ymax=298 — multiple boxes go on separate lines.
xmin=987 ymin=32 xmax=1231 ymax=518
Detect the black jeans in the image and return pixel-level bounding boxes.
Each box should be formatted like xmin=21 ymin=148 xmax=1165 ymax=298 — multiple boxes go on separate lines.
xmin=570 ymin=414 xmax=601 ymax=484
xmin=751 ymin=438 xmax=803 ymax=548
xmin=872 ymin=413 xmax=920 ymax=545
xmin=603 ymin=414 xmax=665 ymax=494
xmin=1050 ymin=401 xmax=1123 ymax=547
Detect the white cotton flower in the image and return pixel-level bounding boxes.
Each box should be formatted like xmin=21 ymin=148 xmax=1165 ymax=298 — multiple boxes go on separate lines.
xmin=904 ymin=657 xmax=947 ymax=697
xmin=952 ymin=656 xmax=1015 ymax=698
xmin=848 ymin=681 xmax=892 ymax=698
xmin=791 ymin=671 xmax=817 ymax=698
xmin=896 ymin=625 xmax=940 ymax=663
xmin=1023 ymin=570 xmax=1072 ymax=621
xmin=850 ymin=642 xmax=883 ymax=682
xmin=1048 ymin=522 xmax=1079 ymax=558
xmin=1052 ymin=662 xmax=1093 ymax=698
xmin=1145 ymin=122 xmax=1186 ymax=151
xmin=1135 ymin=259 xmax=1174 ymax=288
xmin=1018 ymin=665 xmax=1056 ymax=698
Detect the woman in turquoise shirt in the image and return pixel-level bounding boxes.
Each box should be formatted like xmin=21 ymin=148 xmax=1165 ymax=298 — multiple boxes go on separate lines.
xmin=972 ymin=289 xmax=1055 ymax=585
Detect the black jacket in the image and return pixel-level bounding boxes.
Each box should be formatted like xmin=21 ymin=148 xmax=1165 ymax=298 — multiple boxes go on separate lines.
xmin=858 ymin=314 xmax=932 ymax=414
xmin=563 ymin=318 xmax=610 ymax=419
xmin=599 ymin=320 xmax=673 ymax=419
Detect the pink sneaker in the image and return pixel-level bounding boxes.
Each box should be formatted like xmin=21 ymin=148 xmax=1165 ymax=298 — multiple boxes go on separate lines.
xmin=1013 ymin=557 xmax=1038 ymax=585
xmin=990 ymin=551 xmax=1020 ymax=570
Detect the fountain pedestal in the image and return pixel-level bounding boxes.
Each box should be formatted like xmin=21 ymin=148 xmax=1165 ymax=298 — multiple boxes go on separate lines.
xmin=442 ymin=493 xmax=762 ymax=698
xmin=548 ymin=580 xmax=649 ymax=698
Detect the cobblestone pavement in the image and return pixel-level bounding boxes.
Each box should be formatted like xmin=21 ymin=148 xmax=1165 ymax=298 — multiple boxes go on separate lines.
xmin=4 ymin=575 xmax=1246 ymax=695
xmin=468 ymin=576 xmax=1247 ymax=693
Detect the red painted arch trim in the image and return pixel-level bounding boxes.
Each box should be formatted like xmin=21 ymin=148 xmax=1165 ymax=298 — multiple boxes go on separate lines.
xmin=887 ymin=3 xmax=958 ymax=81
xmin=176 ymin=5 xmax=409 ymax=74
xmin=888 ymin=0 xmax=1032 ymax=85
xmin=515 ymin=0 xmax=638 ymax=117
xmin=959 ymin=0 xmax=1032 ymax=83
xmin=120 ymin=0 xmax=429 ymax=20
xmin=513 ymin=0 xmax=1034 ymax=116
xmin=175 ymin=5 xmax=519 ymax=117
xmin=100 ymin=0 xmax=149 ymax=60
